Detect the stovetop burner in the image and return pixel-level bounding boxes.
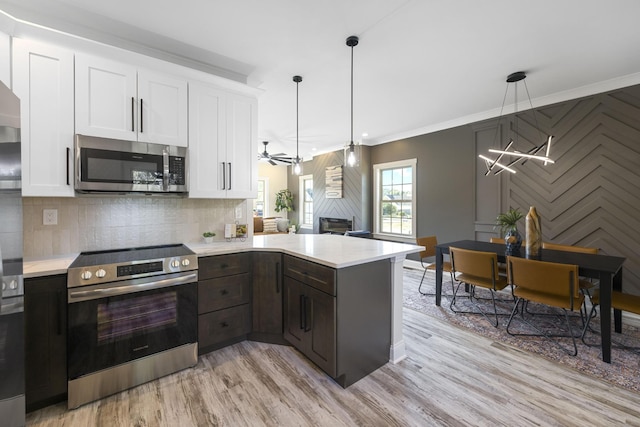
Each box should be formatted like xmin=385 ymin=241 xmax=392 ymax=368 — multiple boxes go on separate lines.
xmin=67 ymin=244 xmax=198 ymax=289
xmin=69 ymin=244 xmax=194 ymax=268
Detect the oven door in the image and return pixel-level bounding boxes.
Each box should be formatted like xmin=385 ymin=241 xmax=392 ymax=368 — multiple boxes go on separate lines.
xmin=67 ymin=273 xmax=197 ymax=380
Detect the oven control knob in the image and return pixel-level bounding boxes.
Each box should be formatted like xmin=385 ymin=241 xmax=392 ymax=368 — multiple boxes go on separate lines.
xmin=171 ymin=259 xmax=180 ymax=268
xmin=2 ymin=281 xmax=5 ymax=291
xmin=9 ymin=280 xmax=18 ymax=290
xmin=81 ymin=270 xmax=92 ymax=280
xmin=182 ymin=259 xmax=190 ymax=267
xmin=96 ymin=269 xmax=107 ymax=278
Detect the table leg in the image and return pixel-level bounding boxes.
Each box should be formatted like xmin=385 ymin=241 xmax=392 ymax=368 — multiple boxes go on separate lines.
xmin=613 ymin=269 xmax=623 ymax=333
xmin=599 ymin=272 xmax=612 ymax=363
xmin=435 ymin=247 xmax=443 ymax=306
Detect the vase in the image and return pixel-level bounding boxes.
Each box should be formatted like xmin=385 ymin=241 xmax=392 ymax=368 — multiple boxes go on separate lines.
xmin=525 ymin=206 xmax=542 ymax=258
xmin=504 ymin=227 xmax=522 ymax=255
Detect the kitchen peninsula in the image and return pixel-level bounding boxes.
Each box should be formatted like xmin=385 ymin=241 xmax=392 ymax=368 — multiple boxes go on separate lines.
xmin=24 ymin=233 xmax=421 ymax=399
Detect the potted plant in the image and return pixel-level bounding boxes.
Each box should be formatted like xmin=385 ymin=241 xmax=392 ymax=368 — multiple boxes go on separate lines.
xmin=274 ymin=189 xmax=294 ymax=213
xmin=202 ymin=231 xmax=216 ymax=244
xmin=495 ymin=207 xmax=524 ymax=253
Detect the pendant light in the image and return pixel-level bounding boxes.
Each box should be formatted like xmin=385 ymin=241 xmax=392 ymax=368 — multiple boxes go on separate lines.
xmin=344 ymin=35 xmax=360 ymax=167
xmin=292 ymin=75 xmax=303 ymax=175
xmin=481 ymin=71 xmax=554 ymax=175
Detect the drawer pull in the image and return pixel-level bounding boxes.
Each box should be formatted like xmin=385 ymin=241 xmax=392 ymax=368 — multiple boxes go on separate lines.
xmin=220 ymin=289 xmax=228 ymax=295
xmin=221 ymin=322 xmax=229 ymax=328
xmin=221 ymin=263 xmax=229 ymax=269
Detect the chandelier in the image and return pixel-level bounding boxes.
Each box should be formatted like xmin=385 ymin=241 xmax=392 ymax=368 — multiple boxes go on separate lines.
xmin=480 ymin=71 xmax=554 ymax=175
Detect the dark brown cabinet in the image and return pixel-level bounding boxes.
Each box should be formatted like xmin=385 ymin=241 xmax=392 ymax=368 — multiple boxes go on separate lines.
xmin=198 ymin=253 xmax=252 ymax=354
xmin=24 ymin=274 xmax=67 ymax=412
xmin=283 ymin=255 xmax=337 ymax=377
xmin=250 ymin=252 xmax=285 ymax=343
xmin=284 ymin=275 xmax=337 ymax=376
xmin=283 ymin=254 xmax=392 ymax=388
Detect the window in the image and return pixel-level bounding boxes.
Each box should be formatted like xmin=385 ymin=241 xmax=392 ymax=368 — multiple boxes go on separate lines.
xmin=253 ymin=178 xmax=267 ymax=216
xmin=373 ymin=159 xmax=416 ymax=239
xmin=299 ymin=174 xmax=313 ymax=229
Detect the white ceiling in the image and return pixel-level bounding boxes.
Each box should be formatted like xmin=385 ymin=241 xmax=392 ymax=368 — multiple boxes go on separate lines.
xmin=3 ymin=0 xmax=640 ymax=161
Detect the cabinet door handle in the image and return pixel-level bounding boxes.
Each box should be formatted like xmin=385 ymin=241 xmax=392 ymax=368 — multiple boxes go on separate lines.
xmin=275 ymin=262 xmax=280 ymax=293
xmin=66 ymin=147 xmax=71 ymax=186
xmin=140 ymin=98 xmax=144 ymax=133
xmin=131 ymin=97 xmax=135 ymax=131
xmin=220 ymin=289 xmax=228 ymax=295
xmin=299 ymin=294 xmax=305 ymax=330
xmin=221 ymin=321 xmax=229 ymax=328
xmin=303 ymin=296 xmax=311 ymax=332
xmin=221 ymin=162 xmax=226 ymax=189
xmin=228 ymin=162 xmax=232 ymax=190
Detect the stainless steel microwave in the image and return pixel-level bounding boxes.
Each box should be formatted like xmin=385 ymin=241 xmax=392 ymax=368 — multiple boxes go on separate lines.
xmin=75 ymin=134 xmax=188 ymax=194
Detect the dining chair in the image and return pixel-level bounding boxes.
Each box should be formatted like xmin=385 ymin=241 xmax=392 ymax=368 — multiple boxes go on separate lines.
xmin=542 ymin=242 xmax=599 ymax=315
xmin=506 ymin=256 xmax=586 ymax=356
xmin=582 ymin=290 xmax=640 ymax=349
xmin=415 ymin=236 xmax=455 ymax=296
xmin=449 ymin=246 xmax=511 ymax=327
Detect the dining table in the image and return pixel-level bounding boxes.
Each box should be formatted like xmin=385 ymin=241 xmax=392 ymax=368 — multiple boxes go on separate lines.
xmin=434 ymin=239 xmax=626 ymax=363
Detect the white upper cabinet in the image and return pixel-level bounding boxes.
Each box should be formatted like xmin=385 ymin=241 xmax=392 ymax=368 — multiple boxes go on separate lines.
xmin=13 ymin=39 xmax=75 ymax=197
xmin=226 ymin=92 xmax=258 ymax=199
xmin=75 ymin=54 xmax=188 ymax=146
xmin=189 ymin=82 xmax=257 ymax=199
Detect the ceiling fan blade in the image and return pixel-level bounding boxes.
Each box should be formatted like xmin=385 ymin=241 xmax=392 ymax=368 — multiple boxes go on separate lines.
xmin=269 ymin=159 xmax=277 ymax=166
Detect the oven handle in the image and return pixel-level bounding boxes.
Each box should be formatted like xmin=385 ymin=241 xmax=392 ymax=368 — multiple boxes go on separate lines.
xmin=68 ymin=272 xmax=197 ymax=303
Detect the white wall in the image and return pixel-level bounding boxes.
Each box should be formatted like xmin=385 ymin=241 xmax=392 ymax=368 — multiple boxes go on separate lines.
xmin=257 ymin=162 xmax=288 ymax=218
xmin=0 ymin=30 xmax=10 ymax=86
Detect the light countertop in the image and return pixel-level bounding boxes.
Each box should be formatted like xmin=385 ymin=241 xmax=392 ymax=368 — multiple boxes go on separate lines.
xmin=24 ymin=234 xmax=422 ymax=278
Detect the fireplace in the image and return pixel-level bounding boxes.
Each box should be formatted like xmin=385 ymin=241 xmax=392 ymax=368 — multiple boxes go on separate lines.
xmin=319 ymin=217 xmax=353 ymax=234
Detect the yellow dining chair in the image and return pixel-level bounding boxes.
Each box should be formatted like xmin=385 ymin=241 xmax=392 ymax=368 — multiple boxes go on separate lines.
xmin=542 ymin=242 xmax=599 ymax=314
xmin=582 ymin=290 xmax=640 ymax=349
xmin=506 ymin=256 xmax=586 ymax=356
xmin=415 ymin=236 xmax=455 ymax=296
xmin=449 ymin=247 xmax=511 ymax=327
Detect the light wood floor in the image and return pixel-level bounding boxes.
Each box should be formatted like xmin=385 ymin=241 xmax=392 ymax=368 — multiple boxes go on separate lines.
xmin=27 ymin=299 xmax=640 ymax=426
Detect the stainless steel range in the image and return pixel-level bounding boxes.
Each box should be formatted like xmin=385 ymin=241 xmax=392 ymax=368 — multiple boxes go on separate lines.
xmin=67 ymin=244 xmax=198 ymax=409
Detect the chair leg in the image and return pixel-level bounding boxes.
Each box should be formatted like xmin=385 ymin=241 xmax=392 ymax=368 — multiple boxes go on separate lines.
xmin=418 ymin=270 xmax=456 ymax=297
xmin=507 ymin=299 xmax=580 ymax=356
xmin=449 ymin=282 xmax=500 ymax=328
xmin=418 ymin=267 xmax=429 ymax=295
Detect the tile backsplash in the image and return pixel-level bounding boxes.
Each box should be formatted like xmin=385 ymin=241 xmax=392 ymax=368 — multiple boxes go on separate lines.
xmin=23 ymin=196 xmax=249 ymax=257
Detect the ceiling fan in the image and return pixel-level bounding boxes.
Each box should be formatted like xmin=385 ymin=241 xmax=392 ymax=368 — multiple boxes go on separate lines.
xmin=258 ymin=141 xmax=294 ymax=165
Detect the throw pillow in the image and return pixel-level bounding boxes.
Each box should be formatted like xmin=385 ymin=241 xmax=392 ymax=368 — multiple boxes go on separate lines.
xmin=276 ymin=218 xmax=289 ymax=232
xmin=253 ymin=216 xmax=264 ymax=233
xmin=262 ymin=218 xmax=278 ymax=233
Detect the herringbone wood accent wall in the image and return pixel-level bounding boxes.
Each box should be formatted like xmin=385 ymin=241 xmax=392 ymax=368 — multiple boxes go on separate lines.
xmin=504 ymin=86 xmax=640 ymax=293
xmin=308 ymin=151 xmax=365 ymax=233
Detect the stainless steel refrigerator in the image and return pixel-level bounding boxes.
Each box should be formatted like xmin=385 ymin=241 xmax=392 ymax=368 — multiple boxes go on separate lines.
xmin=0 ymin=80 xmax=25 ymax=426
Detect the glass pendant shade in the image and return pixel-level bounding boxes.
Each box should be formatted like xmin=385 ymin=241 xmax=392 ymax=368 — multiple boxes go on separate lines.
xmin=292 ymin=158 xmax=302 ymax=175
xmin=344 ymin=141 xmax=360 ymax=168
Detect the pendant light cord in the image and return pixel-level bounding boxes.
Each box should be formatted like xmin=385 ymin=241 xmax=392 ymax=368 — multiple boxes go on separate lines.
xmin=350 ymin=43 xmax=354 ymax=145
xmin=296 ymin=79 xmax=299 ymax=162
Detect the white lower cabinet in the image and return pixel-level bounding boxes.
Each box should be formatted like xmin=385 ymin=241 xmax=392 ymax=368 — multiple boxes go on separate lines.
xmin=13 ymin=39 xmax=75 ymax=197
xmin=189 ymin=82 xmax=257 ymax=199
